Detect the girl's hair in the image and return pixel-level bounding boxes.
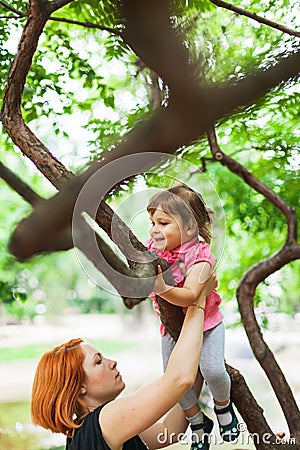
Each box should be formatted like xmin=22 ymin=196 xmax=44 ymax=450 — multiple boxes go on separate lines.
xmin=147 ymin=184 xmax=212 ymax=243
xmin=31 ymin=338 xmax=88 ymax=436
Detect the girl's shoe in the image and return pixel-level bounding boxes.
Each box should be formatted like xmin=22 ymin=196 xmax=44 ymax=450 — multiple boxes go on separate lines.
xmin=190 ymin=413 xmax=214 ymax=450
xmin=214 ymin=400 xmax=240 ymax=442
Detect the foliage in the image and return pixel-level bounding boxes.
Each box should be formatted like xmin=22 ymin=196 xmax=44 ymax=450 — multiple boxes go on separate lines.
xmin=0 ymin=0 xmax=299 ymax=323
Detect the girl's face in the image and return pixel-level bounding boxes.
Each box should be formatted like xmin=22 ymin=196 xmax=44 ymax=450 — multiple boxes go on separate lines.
xmin=149 ymin=207 xmax=192 ymax=251
xmin=80 ymin=343 xmax=125 ymax=409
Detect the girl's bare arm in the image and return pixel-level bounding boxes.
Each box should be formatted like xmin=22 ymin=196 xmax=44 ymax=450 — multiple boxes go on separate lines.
xmin=154 ymin=261 xmax=214 ymax=307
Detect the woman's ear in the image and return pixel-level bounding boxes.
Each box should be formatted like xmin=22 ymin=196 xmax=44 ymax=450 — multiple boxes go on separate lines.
xmin=80 ymin=385 xmax=87 ymax=395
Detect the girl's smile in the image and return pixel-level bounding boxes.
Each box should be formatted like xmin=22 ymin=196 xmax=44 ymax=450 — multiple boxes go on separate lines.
xmin=149 ymin=208 xmax=193 ymax=251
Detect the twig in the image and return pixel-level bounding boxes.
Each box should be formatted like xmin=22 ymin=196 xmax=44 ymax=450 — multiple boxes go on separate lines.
xmin=0 ymin=14 xmax=23 ymax=19
xmin=211 ymin=0 xmax=300 ymax=38
xmin=207 ymin=125 xmax=300 ymax=441
xmin=0 ymin=0 xmax=26 ymax=16
xmin=0 ymin=161 xmax=44 ymax=206
xmin=49 ymin=16 xmax=123 ymax=37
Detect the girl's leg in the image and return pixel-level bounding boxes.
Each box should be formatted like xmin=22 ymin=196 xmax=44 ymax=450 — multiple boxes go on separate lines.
xmin=200 ymin=322 xmax=230 ymax=403
xmin=162 ymin=333 xmax=213 ymax=449
xmin=199 ymin=322 xmax=239 ymax=441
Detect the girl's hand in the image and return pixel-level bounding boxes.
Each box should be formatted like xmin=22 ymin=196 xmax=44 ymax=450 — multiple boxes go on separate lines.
xmin=153 ymin=265 xmax=167 ymax=294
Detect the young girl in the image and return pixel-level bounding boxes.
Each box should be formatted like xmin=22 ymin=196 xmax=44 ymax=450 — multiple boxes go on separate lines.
xmin=145 ymin=184 xmax=239 ymax=450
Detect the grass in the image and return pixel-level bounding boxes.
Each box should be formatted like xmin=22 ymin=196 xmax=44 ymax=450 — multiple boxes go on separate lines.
xmin=0 ymin=401 xmax=30 ymax=427
xmin=0 ymin=432 xmax=40 ymax=450
xmin=0 ymin=338 xmax=141 ymax=362
xmin=0 ymin=401 xmax=38 ymax=450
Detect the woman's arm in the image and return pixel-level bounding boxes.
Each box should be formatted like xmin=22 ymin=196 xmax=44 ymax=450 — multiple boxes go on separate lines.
xmin=100 ymin=274 xmax=217 ymax=449
xmin=139 ymin=403 xmax=188 ymax=449
xmin=140 ymin=369 xmax=204 ymax=449
xmin=154 ymin=261 xmax=213 ymax=307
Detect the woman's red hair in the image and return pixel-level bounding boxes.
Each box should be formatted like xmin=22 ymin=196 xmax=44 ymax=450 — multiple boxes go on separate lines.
xmin=31 ymin=338 xmax=88 ymax=435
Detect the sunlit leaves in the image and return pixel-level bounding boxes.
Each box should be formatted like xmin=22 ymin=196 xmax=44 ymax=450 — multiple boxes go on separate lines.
xmin=66 ymin=0 xmax=121 ymax=26
xmin=1 ymin=0 xmax=299 ymax=317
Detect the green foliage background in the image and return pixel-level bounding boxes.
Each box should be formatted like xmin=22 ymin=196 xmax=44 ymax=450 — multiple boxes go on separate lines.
xmin=0 ymin=0 xmax=299 ymax=323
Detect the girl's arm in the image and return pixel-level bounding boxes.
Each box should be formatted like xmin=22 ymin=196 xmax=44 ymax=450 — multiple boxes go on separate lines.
xmin=99 ymin=274 xmax=217 ymax=450
xmin=154 ymin=261 xmax=213 ymax=307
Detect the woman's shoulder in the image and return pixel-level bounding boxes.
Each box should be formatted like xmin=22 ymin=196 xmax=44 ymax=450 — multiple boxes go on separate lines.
xmin=67 ymin=406 xmax=110 ymax=450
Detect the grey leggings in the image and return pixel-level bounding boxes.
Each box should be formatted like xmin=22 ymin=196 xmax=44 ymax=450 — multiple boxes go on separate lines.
xmin=161 ymin=322 xmax=231 ymax=411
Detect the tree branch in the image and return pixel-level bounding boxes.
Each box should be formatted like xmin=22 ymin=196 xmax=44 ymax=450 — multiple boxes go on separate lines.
xmin=210 ymin=0 xmax=300 ymax=38
xmin=73 ymin=217 xmax=156 ymax=304
xmin=0 ymin=14 xmax=23 ymax=19
xmin=207 ymin=126 xmax=300 ymax=442
xmin=207 ymin=127 xmax=298 ymax=244
xmin=0 ymin=0 xmax=155 ymax=307
xmin=0 ymin=1 xmax=73 ymax=188
xmin=40 ymin=0 xmax=73 ymax=15
xmin=8 ymin=47 xmax=300 ymax=260
xmin=226 ymin=364 xmax=298 ymax=450
xmin=0 ymin=0 xmax=27 ymax=16
xmin=0 ymin=159 xmax=158 ymax=305
xmin=0 ymin=161 xmax=44 ymax=207
xmin=49 ymin=16 xmax=123 ymax=37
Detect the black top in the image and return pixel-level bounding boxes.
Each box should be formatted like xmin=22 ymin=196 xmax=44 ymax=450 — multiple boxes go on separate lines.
xmin=66 ymin=404 xmax=148 ymax=450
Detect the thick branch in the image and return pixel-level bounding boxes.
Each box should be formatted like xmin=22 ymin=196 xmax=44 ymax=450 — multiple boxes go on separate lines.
xmin=73 ymin=217 xmax=156 ymax=303
xmin=42 ymin=0 xmax=73 ymax=15
xmin=2 ymin=167 xmax=161 ymax=307
xmin=8 ymin=48 xmax=300 ymax=261
xmin=121 ymin=0 xmax=199 ymax=95
xmin=210 ymin=0 xmax=300 ymax=38
xmin=1 ymin=1 xmax=161 ymax=306
xmin=207 ymin=126 xmax=300 ymax=441
xmin=0 ymin=161 xmax=44 ymax=206
xmin=226 ymin=364 xmax=295 ymax=450
xmin=0 ymin=0 xmax=72 ymax=188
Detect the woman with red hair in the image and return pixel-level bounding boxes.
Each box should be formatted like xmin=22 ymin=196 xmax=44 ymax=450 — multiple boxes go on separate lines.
xmin=31 ymin=273 xmax=217 ymax=450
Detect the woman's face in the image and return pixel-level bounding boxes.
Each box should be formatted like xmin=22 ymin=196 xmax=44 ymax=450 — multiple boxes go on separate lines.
xmin=80 ymin=343 xmax=125 ymax=408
